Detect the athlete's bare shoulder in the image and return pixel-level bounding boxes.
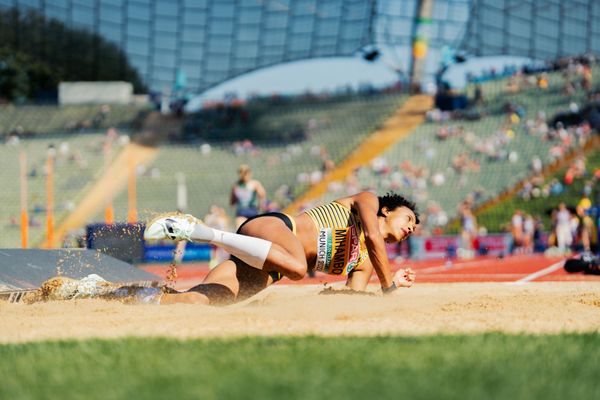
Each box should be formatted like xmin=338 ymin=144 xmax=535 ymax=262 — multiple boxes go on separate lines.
xmin=334 ymin=191 xmax=378 ymax=209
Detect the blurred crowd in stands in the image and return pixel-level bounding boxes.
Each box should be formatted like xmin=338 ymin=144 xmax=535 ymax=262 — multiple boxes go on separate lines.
xmin=179 ymin=83 xmax=403 ymax=143
xmin=2 ymin=104 xmax=115 ymax=141
xmin=4 ymin=53 xmax=600 ymax=257
xmin=5 ymin=127 xmax=131 ymax=235
xmin=290 ymin=54 xmax=600 ymax=256
xmin=429 ymin=54 xmax=599 ymax=123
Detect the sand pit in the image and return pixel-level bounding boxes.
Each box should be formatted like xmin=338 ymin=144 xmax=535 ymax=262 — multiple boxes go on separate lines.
xmin=1 ymin=282 xmax=600 ymax=343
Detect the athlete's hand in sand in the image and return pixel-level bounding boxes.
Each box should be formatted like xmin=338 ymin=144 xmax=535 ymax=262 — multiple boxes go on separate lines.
xmin=393 ymin=268 xmax=416 ymax=288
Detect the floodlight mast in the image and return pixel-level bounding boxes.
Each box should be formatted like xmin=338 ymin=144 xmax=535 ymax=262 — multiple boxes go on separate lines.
xmin=409 ymin=0 xmax=434 ymax=92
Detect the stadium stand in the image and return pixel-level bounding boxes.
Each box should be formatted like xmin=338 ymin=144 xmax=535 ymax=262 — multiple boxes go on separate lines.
xmin=0 ymin=103 xmax=147 ymax=248
xmin=0 ymin=92 xmax=408 ymax=249
xmin=107 ymin=92 xmax=407 ymax=223
xmin=0 ymin=131 xmax=119 ymax=248
xmin=476 ymin=137 xmax=600 ymax=234
xmin=0 ymin=104 xmax=145 ymax=137
xmin=302 ymin=66 xmax=599 ymax=234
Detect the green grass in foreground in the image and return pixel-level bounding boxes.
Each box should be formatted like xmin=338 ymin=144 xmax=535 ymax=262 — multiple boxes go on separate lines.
xmin=1 ymin=334 xmax=599 ymax=400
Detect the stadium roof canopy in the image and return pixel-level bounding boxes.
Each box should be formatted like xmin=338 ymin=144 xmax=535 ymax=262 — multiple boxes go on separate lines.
xmin=461 ymin=0 xmax=599 ymax=60
xmin=2 ymin=0 xmax=599 ymax=93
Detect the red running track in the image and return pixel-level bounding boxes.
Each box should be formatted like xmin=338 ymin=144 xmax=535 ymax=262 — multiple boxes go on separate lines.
xmin=140 ymin=254 xmax=600 ymax=289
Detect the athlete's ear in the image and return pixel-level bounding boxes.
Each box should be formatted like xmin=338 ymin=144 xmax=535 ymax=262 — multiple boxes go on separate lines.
xmin=381 ymin=206 xmax=390 ymax=217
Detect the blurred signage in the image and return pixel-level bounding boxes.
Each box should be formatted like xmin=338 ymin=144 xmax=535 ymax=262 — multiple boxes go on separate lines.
xmin=385 ymin=240 xmax=412 ymax=260
xmin=87 ymin=223 xmax=211 ymax=263
xmin=410 ymin=234 xmax=511 ymax=259
xmin=143 ymin=242 xmax=211 ymax=263
xmin=476 ymin=235 xmax=512 ymax=256
xmin=87 ymin=223 xmax=145 ymax=264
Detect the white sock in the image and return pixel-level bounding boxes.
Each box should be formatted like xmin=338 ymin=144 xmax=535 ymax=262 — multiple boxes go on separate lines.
xmin=190 ymin=225 xmax=271 ymax=270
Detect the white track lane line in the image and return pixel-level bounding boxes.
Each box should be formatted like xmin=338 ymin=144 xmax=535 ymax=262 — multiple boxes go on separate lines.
xmin=417 ymin=259 xmax=490 ymax=274
xmin=511 ymin=260 xmax=565 ymax=285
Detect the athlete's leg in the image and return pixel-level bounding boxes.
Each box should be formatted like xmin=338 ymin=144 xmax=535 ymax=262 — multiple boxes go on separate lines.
xmin=236 ymin=216 xmax=307 ymax=280
xmin=160 ymin=290 xmax=210 ymax=305
xmin=234 ymin=216 xmax=247 ymax=230
xmin=147 ymin=214 xmax=272 ymax=272
xmin=158 ymin=216 xmax=304 ymax=305
xmin=161 ymin=258 xmax=275 ymax=305
xmin=145 ymin=214 xmax=307 ymax=280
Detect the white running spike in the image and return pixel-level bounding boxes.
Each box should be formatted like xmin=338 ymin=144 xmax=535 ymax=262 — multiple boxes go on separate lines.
xmin=144 ymin=213 xmax=199 ymax=242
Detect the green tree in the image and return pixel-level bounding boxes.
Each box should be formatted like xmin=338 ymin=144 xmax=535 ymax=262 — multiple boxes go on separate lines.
xmin=0 ymin=7 xmax=147 ymax=101
xmin=0 ymin=49 xmax=55 ymax=102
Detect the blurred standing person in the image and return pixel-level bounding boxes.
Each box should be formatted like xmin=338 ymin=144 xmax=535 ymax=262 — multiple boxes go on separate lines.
xmin=459 ymin=201 xmax=477 ymax=251
xmin=582 ymin=64 xmax=592 ymax=91
xmin=575 ymin=205 xmax=597 ymax=253
xmin=533 ymin=215 xmax=545 ymax=253
xmin=510 ymin=209 xmax=524 ymax=253
xmin=473 ymin=84 xmax=484 ymax=105
xmin=555 ymin=203 xmax=572 ymax=253
xmin=231 ymin=164 xmax=266 ymax=229
xmin=523 ymin=213 xmax=535 ymax=254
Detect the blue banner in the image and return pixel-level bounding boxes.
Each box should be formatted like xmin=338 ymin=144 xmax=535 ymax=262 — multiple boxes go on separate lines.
xmin=143 ymin=242 xmax=211 ymax=263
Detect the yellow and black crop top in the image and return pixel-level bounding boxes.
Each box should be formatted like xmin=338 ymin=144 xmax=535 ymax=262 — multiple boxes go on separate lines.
xmin=304 ymin=201 xmax=369 ymax=275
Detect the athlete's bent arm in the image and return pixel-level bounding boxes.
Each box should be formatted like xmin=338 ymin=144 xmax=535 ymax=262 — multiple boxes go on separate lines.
xmin=230 ymin=186 xmax=237 ymax=206
xmin=346 ymin=257 xmax=374 ymax=291
xmin=346 ymin=257 xmax=416 ymax=292
xmin=348 ymin=192 xmax=395 ymax=290
xmin=254 ymin=180 xmax=267 ymax=211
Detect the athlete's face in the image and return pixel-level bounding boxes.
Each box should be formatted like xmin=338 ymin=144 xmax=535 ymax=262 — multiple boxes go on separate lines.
xmin=238 ymin=168 xmax=251 ymax=182
xmin=381 ymin=206 xmax=417 ymax=243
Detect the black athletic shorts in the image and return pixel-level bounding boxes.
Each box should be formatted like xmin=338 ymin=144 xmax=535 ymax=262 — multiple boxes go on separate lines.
xmin=234 ymin=212 xmax=295 ymax=282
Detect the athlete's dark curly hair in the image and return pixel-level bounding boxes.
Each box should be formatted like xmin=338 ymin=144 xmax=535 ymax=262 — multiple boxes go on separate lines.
xmin=377 ymin=192 xmax=420 ymax=224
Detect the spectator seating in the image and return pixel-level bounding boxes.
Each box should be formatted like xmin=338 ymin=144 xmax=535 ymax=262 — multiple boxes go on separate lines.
xmin=0 ymin=104 xmax=145 ymax=137
xmin=0 ymin=93 xmax=405 ymax=247
xmin=308 ymin=68 xmax=598 ymax=233
xmin=0 ymin=131 xmax=122 ymax=247
xmin=110 ymin=93 xmax=407 ymax=222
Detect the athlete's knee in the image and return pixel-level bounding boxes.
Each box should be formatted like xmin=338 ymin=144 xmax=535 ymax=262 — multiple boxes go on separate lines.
xmin=285 ymin=258 xmax=308 ymax=281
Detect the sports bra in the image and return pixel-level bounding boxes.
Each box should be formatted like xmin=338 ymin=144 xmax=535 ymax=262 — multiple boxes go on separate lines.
xmin=304 ymin=201 xmax=369 ymax=275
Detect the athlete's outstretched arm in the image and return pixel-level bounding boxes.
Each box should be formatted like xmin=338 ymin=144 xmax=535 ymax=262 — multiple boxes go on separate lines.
xmin=347 ymin=192 xmax=395 ymax=290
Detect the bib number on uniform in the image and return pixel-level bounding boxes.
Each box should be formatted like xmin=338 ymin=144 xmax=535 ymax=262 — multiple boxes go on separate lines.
xmin=315 ymin=225 xmax=360 ymax=275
